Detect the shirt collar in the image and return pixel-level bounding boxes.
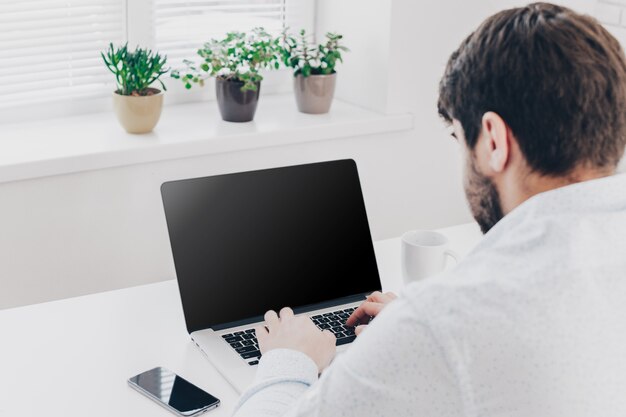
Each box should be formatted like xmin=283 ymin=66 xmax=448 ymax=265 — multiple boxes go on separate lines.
xmin=486 ymin=172 xmax=626 ymax=236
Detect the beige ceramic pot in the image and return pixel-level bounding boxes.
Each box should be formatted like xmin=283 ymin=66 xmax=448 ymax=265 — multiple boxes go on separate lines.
xmin=112 ymin=88 xmax=164 ymax=134
xmin=293 ymin=73 xmax=336 ymax=114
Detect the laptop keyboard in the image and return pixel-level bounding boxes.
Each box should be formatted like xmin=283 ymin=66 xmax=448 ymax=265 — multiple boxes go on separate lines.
xmin=221 ymin=307 xmax=358 ymax=366
xmin=222 ymin=329 xmax=261 ymax=365
xmin=310 ymin=307 xmax=357 ymax=343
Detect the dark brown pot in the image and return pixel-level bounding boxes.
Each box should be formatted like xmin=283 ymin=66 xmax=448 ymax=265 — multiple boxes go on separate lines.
xmin=215 ymin=77 xmax=260 ymax=122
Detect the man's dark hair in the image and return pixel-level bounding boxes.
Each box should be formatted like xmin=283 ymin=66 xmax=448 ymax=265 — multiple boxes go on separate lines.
xmin=438 ymin=2 xmax=626 ymax=175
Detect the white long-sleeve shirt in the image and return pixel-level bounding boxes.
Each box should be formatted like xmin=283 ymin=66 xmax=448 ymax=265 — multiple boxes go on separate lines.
xmin=233 ymin=173 xmax=626 ymax=417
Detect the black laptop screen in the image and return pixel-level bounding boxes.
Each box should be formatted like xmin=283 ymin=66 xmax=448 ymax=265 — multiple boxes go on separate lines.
xmin=161 ymin=159 xmax=381 ymax=333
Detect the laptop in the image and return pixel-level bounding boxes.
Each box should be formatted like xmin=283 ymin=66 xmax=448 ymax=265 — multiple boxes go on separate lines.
xmin=160 ymin=159 xmax=382 ymax=393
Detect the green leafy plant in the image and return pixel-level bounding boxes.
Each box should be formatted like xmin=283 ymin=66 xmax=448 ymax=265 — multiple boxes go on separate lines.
xmin=281 ymin=30 xmax=348 ymax=77
xmin=171 ymin=27 xmax=281 ymax=92
xmin=101 ymin=43 xmax=169 ymax=96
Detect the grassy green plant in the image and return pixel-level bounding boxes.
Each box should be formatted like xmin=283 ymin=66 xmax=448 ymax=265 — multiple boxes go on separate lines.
xmin=281 ymin=30 xmax=348 ymax=77
xmin=101 ymin=43 xmax=169 ymax=96
xmin=171 ymin=27 xmax=281 ymax=92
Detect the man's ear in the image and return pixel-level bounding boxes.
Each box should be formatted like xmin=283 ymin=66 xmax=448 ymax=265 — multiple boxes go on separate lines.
xmin=481 ymin=111 xmax=510 ymax=173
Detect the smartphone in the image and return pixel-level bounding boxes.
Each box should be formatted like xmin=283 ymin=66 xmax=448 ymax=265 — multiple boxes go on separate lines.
xmin=128 ymin=367 xmax=220 ymax=416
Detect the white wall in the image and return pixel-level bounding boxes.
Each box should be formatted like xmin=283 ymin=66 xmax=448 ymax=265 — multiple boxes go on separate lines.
xmin=0 ymin=129 xmax=473 ymax=310
xmin=0 ymin=0 xmax=502 ymax=310
xmin=4 ymin=0 xmax=619 ymax=309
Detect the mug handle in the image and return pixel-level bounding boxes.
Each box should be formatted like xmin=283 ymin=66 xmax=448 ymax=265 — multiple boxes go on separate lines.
xmin=444 ymin=249 xmax=459 ymax=266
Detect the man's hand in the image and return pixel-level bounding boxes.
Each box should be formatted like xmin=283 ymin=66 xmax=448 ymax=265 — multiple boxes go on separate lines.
xmin=346 ymin=291 xmax=397 ymax=336
xmin=256 ymin=307 xmax=337 ymax=373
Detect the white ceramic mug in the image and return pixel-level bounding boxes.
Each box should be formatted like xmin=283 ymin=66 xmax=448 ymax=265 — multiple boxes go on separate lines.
xmin=401 ymin=230 xmax=459 ymax=285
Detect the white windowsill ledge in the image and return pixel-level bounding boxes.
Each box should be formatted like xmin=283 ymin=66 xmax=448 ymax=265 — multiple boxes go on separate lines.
xmin=0 ymin=94 xmax=414 ymax=184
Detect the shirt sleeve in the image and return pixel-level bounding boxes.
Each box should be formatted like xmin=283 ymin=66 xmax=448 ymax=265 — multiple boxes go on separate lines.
xmin=232 ymin=297 xmax=465 ymax=417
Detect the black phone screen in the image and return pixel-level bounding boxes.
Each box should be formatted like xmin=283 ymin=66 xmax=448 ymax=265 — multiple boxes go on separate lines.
xmin=129 ymin=367 xmax=219 ymax=416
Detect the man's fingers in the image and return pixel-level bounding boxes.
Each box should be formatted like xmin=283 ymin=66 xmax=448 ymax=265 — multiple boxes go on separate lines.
xmin=366 ymin=291 xmax=383 ymax=301
xmin=264 ymin=310 xmax=279 ymax=331
xmin=366 ymin=291 xmax=398 ymax=303
xmin=345 ymin=291 xmax=399 ymax=326
xmin=279 ymin=307 xmax=294 ymax=320
xmin=345 ymin=301 xmax=385 ymax=326
xmin=322 ymin=330 xmax=336 ymax=342
xmin=255 ymin=325 xmax=269 ymax=343
xmin=355 ymin=324 xmax=367 ymax=336
xmin=255 ymin=325 xmax=269 ymax=336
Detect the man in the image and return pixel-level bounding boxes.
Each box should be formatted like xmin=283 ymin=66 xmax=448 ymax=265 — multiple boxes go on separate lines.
xmin=234 ymin=3 xmax=626 ymax=416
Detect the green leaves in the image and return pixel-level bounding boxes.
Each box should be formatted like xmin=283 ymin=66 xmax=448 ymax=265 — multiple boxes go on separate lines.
xmin=101 ymin=43 xmax=169 ymax=96
xmin=279 ymin=30 xmax=348 ymax=77
xmin=171 ymin=27 xmax=348 ymax=92
xmin=177 ymin=27 xmax=280 ymax=92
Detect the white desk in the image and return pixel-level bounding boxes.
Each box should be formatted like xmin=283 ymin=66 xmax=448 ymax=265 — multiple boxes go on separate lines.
xmin=0 ymin=222 xmax=482 ymax=417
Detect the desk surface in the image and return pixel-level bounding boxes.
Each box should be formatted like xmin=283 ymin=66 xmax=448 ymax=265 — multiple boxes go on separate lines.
xmin=0 ymin=222 xmax=481 ymax=417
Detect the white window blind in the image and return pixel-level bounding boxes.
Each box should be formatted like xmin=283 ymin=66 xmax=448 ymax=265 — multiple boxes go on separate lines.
xmin=0 ymin=0 xmax=314 ymax=117
xmin=0 ymin=0 xmax=125 ymax=109
xmin=154 ymin=0 xmax=315 ymax=69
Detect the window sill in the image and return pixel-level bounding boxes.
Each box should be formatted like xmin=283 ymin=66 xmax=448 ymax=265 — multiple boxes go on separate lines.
xmin=0 ymin=94 xmax=413 ymax=184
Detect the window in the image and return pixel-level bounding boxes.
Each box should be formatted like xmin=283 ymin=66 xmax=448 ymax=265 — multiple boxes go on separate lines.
xmin=0 ymin=0 xmax=314 ymax=119
xmin=156 ymin=0 xmax=301 ymax=69
xmin=0 ymin=0 xmax=125 ymax=109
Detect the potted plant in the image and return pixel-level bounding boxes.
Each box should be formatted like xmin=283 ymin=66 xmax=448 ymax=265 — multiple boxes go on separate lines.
xmin=172 ymin=28 xmax=280 ymax=123
xmin=101 ymin=43 xmax=169 ymax=134
xmin=281 ymin=30 xmax=348 ymax=114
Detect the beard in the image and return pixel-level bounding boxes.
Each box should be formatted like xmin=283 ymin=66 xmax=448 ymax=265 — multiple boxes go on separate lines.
xmin=464 ymin=154 xmax=504 ymax=234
